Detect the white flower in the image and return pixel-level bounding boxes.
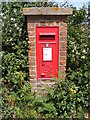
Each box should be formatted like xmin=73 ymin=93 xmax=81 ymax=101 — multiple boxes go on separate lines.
xmin=17 ymin=27 xmax=19 ymax=30
xmin=15 ymin=23 xmax=17 ymax=27
xmin=19 ymin=28 xmax=22 ymax=31
xmin=81 ymin=56 xmax=85 ymax=59
xmin=74 ymin=46 xmax=76 ymax=50
xmin=76 ymin=51 xmax=78 ymax=55
xmin=72 ymin=50 xmax=74 ymax=53
xmin=87 ymin=48 xmax=89 ymax=51
xmin=82 ymin=50 xmax=86 ymax=53
xmin=4 ymin=16 xmax=6 ymax=19
xmin=14 ymin=9 xmax=17 ymax=13
xmin=11 ymin=18 xmax=14 ymax=21
xmin=72 ymin=42 xmax=75 ymax=44
xmin=0 ymin=13 xmax=3 ymax=16
xmin=10 ymin=38 xmax=12 ymax=41
xmin=13 ymin=18 xmax=15 ymax=21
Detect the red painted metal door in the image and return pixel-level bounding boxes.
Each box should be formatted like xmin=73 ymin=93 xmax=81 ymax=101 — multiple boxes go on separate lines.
xmin=36 ymin=26 xmax=59 ymax=80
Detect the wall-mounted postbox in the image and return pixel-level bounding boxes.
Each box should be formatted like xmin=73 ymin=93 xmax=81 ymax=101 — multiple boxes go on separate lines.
xmin=36 ymin=26 xmax=59 ymax=80
xmin=23 ymin=7 xmax=72 ymax=91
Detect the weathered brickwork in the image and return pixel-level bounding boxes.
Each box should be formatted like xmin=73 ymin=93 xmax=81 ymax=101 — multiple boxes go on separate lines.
xmin=27 ymin=15 xmax=67 ymax=92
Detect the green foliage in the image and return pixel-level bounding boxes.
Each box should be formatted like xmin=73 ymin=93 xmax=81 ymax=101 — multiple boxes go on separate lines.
xmin=24 ymin=2 xmax=58 ymax=7
xmin=43 ymin=76 xmax=76 ymax=118
xmin=67 ymin=6 xmax=89 ymax=117
xmin=1 ymin=2 xmax=58 ymax=119
xmin=2 ymin=2 xmax=30 ymax=118
xmin=69 ymin=6 xmax=86 ymax=24
xmin=2 ymin=70 xmax=37 ymax=118
xmin=2 ymin=2 xmax=29 ymax=80
xmin=2 ymin=1 xmax=89 ymax=119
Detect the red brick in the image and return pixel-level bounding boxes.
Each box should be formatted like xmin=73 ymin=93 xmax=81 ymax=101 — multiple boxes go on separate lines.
xmin=40 ymin=21 xmax=46 ymax=26
xmin=59 ymin=16 xmax=67 ymax=22
xmin=60 ymin=47 xmax=67 ymax=51
xmin=28 ymin=47 xmax=35 ymax=51
xmin=60 ymin=51 xmax=67 ymax=56
xmin=29 ymin=75 xmax=36 ymax=79
xmin=46 ymin=21 xmax=54 ymax=26
xmin=29 ymin=23 xmax=34 ymax=26
xmin=60 ymin=57 xmax=67 ymax=61
xmin=60 ymin=61 xmax=66 ymax=66
xmin=27 ymin=22 xmax=34 ymax=31
xmin=29 ymin=61 xmax=35 ymax=66
xmin=60 ymin=41 xmax=67 ymax=48
xmin=28 ymin=56 xmax=35 ymax=61
xmin=28 ymin=27 xmax=34 ymax=31
xmin=28 ymin=37 xmax=35 ymax=41
xmin=60 ymin=66 xmax=66 ymax=71
xmin=60 ymin=26 xmax=67 ymax=31
xmin=27 ymin=22 xmax=34 ymax=27
xmin=59 ymin=74 xmax=66 ymax=79
xmin=60 ymin=31 xmax=67 ymax=37
xmin=29 ymin=51 xmax=35 ymax=55
xmin=29 ymin=67 xmax=36 ymax=71
xmin=60 ymin=21 xmax=67 ymax=27
xmin=60 ymin=37 xmax=67 ymax=41
xmin=29 ymin=70 xmax=36 ymax=75
xmin=28 ymin=31 xmax=34 ymax=36
xmin=30 ymin=79 xmax=34 ymax=83
xmin=40 ymin=21 xmax=45 ymax=24
xmin=28 ymin=51 xmax=35 ymax=56
xmin=28 ymin=41 xmax=35 ymax=47
xmin=56 ymin=21 xmax=59 ymax=26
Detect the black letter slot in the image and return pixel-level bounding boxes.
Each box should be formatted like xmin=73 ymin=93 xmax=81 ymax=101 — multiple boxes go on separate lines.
xmin=39 ymin=33 xmax=55 ymax=40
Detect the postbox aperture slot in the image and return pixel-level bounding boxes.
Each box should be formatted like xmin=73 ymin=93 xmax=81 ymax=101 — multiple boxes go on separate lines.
xmin=39 ymin=33 xmax=55 ymax=40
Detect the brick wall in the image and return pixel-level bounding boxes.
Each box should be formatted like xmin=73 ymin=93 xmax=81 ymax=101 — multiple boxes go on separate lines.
xmin=27 ymin=16 xmax=67 ymax=93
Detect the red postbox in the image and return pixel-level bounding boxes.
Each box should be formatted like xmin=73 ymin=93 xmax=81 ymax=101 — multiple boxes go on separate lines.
xmin=36 ymin=26 xmax=59 ymax=80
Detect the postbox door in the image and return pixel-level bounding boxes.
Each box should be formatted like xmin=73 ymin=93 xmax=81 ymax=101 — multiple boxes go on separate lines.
xmin=39 ymin=43 xmax=56 ymax=78
xmin=36 ymin=26 xmax=59 ymax=80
